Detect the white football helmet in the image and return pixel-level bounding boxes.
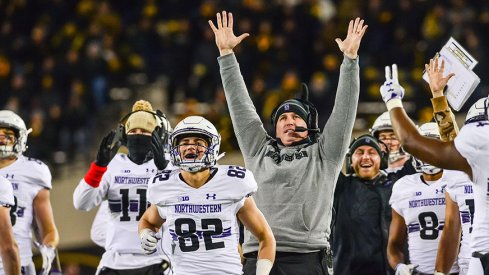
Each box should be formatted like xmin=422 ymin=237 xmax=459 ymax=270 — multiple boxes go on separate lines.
xmin=170 ymin=116 xmax=221 ymax=172
xmin=369 ymin=112 xmax=392 ymax=138
xmin=412 ymin=122 xmax=442 ymax=175
xmin=465 ymin=97 xmax=488 ymax=124
xmin=0 ymin=110 xmax=32 ymax=158
xmin=370 ymin=111 xmax=407 ymax=163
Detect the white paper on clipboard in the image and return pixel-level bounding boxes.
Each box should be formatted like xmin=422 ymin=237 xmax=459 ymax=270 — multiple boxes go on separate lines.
xmin=422 ymin=37 xmax=480 ymax=111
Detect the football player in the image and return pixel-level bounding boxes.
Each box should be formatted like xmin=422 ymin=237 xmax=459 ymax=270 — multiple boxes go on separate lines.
xmin=435 ymin=97 xmax=488 ymax=275
xmin=139 ymin=116 xmax=276 ymax=275
xmin=370 ymin=112 xmax=410 ymax=171
xmin=0 ymin=110 xmax=59 ymax=275
xmin=381 ymin=58 xmax=489 ymax=274
xmin=0 ymin=175 xmax=20 ymax=274
xmin=73 ymin=100 xmax=172 ymax=275
xmin=388 ymin=122 xmax=466 ymax=274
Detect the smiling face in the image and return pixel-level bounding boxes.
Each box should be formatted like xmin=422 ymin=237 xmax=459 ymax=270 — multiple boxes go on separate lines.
xmin=275 ymin=112 xmax=308 ymax=146
xmin=351 ymin=145 xmax=381 ymax=180
xmin=177 ymin=136 xmax=209 ymax=162
xmin=377 ymin=130 xmax=400 ymax=153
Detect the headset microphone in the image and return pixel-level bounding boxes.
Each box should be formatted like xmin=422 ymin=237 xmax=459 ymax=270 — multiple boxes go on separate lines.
xmin=294 ymin=126 xmax=320 ymax=133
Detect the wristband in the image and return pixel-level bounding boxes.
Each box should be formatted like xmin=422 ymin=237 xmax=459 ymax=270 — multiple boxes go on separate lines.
xmin=386 ymin=98 xmax=403 ymax=111
xmin=84 ymin=162 xmax=107 ymax=187
xmin=256 ymin=259 xmax=273 ymax=275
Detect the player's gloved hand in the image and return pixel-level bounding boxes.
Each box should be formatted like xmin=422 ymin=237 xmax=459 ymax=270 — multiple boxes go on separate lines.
xmin=151 ymin=128 xmax=169 ymax=170
xmin=95 ymin=130 xmax=121 ymax=167
xmin=395 ymin=263 xmax=417 ymax=275
xmin=140 ymin=228 xmax=159 ymax=255
xmin=39 ymin=245 xmax=56 ymax=275
xmin=380 ymin=64 xmax=405 ymax=103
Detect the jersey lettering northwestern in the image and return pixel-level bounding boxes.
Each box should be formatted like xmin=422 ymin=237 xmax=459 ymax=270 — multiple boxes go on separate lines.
xmin=390 ymin=173 xmax=459 ymax=274
xmin=148 ymin=165 xmax=257 ymax=275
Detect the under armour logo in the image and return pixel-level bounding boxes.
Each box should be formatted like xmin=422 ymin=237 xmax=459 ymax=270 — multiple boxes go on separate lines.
xmin=146 ymin=168 xmax=155 ymax=173
xmin=4 ymin=174 xmax=13 ymax=179
xmin=206 ymin=193 xmax=216 ymax=200
xmin=284 ymin=104 xmax=290 ymax=111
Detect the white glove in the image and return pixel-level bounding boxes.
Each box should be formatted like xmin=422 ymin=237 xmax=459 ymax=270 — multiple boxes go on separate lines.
xmin=139 ymin=228 xmax=158 ymax=255
xmin=380 ymin=64 xmax=405 ymax=103
xmin=39 ymin=245 xmax=56 ymax=275
xmin=395 ymin=263 xmax=417 ymax=275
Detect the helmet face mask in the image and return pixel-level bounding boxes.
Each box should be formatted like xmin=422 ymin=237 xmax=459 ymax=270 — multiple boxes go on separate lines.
xmin=370 ymin=112 xmax=406 ymax=163
xmin=170 ymin=116 xmax=221 ymax=173
xmin=0 ymin=111 xmax=30 ymax=158
xmin=413 ymin=122 xmax=442 ymax=175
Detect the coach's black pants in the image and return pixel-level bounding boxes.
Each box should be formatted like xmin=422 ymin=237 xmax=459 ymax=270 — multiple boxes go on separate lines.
xmin=243 ymin=250 xmax=330 ymax=275
xmin=99 ymin=261 xmax=170 ymax=275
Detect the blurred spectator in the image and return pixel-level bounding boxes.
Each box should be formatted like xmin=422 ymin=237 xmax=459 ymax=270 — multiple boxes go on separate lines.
xmin=0 ymin=0 xmax=488 ymax=170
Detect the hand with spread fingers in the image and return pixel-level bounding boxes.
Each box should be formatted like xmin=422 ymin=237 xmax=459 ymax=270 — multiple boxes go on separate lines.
xmin=151 ymin=127 xmax=169 ymax=170
xmin=335 ymin=17 xmax=368 ymax=59
xmin=95 ymin=130 xmax=121 ymax=167
xmin=380 ymin=64 xmax=405 ymax=103
xmin=425 ymin=56 xmax=455 ymax=98
xmin=208 ymin=11 xmax=250 ymax=56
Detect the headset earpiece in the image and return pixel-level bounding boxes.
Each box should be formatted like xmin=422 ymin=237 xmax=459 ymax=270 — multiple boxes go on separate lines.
xmin=345 ymin=150 xmax=353 ymax=174
xmin=117 ymin=109 xmax=169 ymax=146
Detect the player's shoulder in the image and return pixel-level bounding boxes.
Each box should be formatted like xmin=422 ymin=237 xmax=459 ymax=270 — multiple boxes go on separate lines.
xmin=147 ymin=169 xmax=181 ymax=205
xmin=18 ymin=155 xmax=52 ymax=189
xmin=393 ymin=173 xmax=420 ymax=189
xmin=443 ymin=169 xmax=472 ymax=190
xmin=457 ymin=121 xmax=489 ymax=145
xmin=107 ymin=153 xmax=130 ymax=167
xmin=0 ymin=176 xmax=14 ymax=206
xmin=214 ymin=165 xmax=257 ymax=198
xmin=443 ymin=169 xmax=471 ymax=182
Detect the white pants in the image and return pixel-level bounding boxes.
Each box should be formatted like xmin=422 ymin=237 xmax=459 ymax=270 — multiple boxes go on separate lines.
xmin=468 ymin=256 xmax=485 ymax=275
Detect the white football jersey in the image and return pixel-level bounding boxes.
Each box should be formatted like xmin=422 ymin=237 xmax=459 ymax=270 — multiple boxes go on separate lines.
xmin=454 ymin=121 xmax=489 ymax=253
xmin=148 ymin=165 xmax=257 ymax=275
xmin=0 ymin=175 xmax=15 ymax=206
xmin=0 ymin=175 xmax=15 ymax=270
xmin=73 ymin=153 xmax=172 ymax=270
xmin=444 ymin=170 xmax=474 ymax=269
xmin=0 ymin=155 xmax=51 ymax=265
xmin=390 ymin=172 xmax=459 ymax=274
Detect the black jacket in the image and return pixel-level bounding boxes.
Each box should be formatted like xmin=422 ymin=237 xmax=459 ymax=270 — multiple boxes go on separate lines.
xmin=331 ymin=172 xmax=393 ymax=275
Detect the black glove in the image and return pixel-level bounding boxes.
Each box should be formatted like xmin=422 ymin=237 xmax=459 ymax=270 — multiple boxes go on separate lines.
xmin=95 ymin=130 xmax=121 ymax=167
xmin=151 ymin=128 xmax=169 ymax=170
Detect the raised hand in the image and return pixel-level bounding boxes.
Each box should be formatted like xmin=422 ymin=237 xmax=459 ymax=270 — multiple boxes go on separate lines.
xmin=380 ymin=64 xmax=405 ymax=103
xmin=335 ymin=17 xmax=368 ymax=59
xmin=151 ymin=127 xmax=169 ymax=170
xmin=208 ymin=11 xmax=250 ymax=56
xmin=95 ymin=130 xmax=121 ymax=167
xmin=425 ymin=56 xmax=455 ymax=97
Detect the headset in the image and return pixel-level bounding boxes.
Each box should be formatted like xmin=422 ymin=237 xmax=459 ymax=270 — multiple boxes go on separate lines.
xmin=117 ymin=109 xmax=171 ymax=146
xmin=345 ymin=134 xmax=389 ymax=174
xmin=270 ymin=83 xmax=320 ymax=133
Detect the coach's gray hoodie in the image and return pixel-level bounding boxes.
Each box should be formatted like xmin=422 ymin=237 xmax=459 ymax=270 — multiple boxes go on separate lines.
xmin=218 ymin=53 xmax=359 ymax=253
